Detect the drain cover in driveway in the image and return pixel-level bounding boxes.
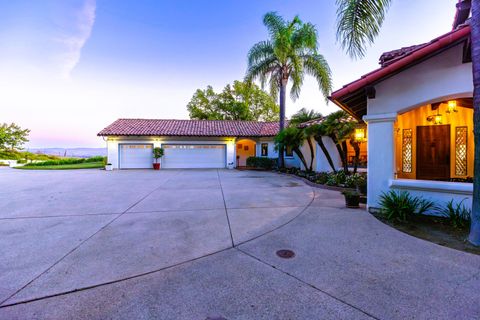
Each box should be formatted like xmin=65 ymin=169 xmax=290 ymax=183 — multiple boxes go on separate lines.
xmin=276 ymin=249 xmax=295 ymax=259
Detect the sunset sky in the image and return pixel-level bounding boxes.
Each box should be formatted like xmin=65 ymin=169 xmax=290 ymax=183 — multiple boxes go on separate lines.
xmin=0 ymin=0 xmax=457 ymax=148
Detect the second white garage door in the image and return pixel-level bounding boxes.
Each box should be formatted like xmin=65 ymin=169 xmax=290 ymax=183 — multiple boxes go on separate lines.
xmin=162 ymin=144 xmax=226 ymax=169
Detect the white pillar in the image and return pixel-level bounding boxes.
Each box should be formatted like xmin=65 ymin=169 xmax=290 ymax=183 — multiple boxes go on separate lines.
xmin=363 ymin=113 xmax=397 ymax=210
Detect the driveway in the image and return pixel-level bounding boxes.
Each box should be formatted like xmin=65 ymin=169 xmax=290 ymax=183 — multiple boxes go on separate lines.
xmin=0 ymin=168 xmax=479 ymax=319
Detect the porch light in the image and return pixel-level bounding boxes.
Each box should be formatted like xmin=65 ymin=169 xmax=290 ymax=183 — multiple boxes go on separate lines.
xmin=427 ymin=110 xmax=443 ymax=125
xmin=354 ymin=128 xmax=366 ymax=142
xmin=446 ymin=100 xmax=458 ymax=113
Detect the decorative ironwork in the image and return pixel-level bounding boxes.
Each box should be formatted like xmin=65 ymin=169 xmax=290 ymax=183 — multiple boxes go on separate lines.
xmin=455 ymin=126 xmax=468 ymax=176
xmin=402 ymin=129 xmax=413 ymax=173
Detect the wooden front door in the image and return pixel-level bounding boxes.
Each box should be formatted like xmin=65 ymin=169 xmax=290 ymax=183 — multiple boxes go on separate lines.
xmin=416 ymin=125 xmax=450 ymax=180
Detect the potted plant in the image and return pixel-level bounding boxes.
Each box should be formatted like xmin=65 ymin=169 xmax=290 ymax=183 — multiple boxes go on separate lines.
xmin=342 ymin=190 xmax=361 ymax=208
xmin=153 ymin=147 xmax=164 ymax=170
xmin=105 ymin=163 xmax=113 ymax=171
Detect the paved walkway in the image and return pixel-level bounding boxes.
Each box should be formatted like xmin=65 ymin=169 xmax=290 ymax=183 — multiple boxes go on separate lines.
xmin=0 ymin=168 xmax=479 ymax=319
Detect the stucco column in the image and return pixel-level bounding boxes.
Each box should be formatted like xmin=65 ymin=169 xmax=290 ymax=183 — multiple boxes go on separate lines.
xmin=363 ymin=113 xmax=397 ymax=210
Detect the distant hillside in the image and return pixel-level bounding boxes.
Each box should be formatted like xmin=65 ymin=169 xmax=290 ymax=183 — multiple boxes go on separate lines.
xmin=27 ymin=148 xmax=107 ymax=158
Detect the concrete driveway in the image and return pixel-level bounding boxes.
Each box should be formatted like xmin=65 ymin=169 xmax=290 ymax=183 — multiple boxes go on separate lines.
xmin=0 ymin=168 xmax=479 ymax=319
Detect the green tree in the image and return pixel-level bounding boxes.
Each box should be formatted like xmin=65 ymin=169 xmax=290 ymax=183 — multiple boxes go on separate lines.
xmin=335 ymin=0 xmax=480 ymax=245
xmin=0 ymin=123 xmax=29 ymax=151
xmin=308 ymin=122 xmax=338 ymax=173
xmin=187 ymin=81 xmax=279 ymax=121
xmin=246 ymin=12 xmax=332 ymax=168
xmin=290 ymin=108 xmax=322 ymax=171
xmin=274 ymin=127 xmax=310 ymax=171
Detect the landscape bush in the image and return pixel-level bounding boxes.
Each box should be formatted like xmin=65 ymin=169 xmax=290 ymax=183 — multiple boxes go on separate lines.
xmin=25 ymin=156 xmax=106 ymax=167
xmin=379 ymin=190 xmax=435 ymax=222
xmin=246 ymin=157 xmax=277 ymax=169
xmin=440 ymin=199 xmax=471 ymax=229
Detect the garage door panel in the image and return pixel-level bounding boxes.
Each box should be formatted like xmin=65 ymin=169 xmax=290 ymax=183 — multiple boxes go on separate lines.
xmin=119 ymin=144 xmax=153 ymax=169
xmin=163 ymin=144 xmax=225 ymax=169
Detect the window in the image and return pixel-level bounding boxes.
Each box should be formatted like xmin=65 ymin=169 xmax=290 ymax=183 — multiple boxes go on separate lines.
xmin=261 ymin=143 xmax=268 ymax=156
xmin=285 ymin=145 xmax=293 ymax=157
xmin=455 ymin=126 xmax=468 ymax=176
xmin=402 ymin=129 xmax=412 ymax=173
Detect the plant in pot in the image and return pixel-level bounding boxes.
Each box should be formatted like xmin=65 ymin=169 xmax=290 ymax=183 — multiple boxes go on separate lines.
xmin=342 ymin=190 xmax=361 ymax=208
xmin=153 ymin=147 xmax=164 ymax=170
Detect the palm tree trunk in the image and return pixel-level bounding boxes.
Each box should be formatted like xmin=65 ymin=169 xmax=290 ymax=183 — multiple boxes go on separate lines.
xmin=341 ymin=140 xmax=349 ymax=173
xmin=278 ymin=81 xmax=287 ymax=168
xmin=293 ymin=147 xmax=308 ymax=170
xmin=350 ymin=140 xmax=360 ymax=174
xmin=469 ymin=0 xmax=480 ymax=246
xmin=329 ymin=134 xmax=347 ymax=170
xmin=306 ymin=136 xmax=315 ymax=171
xmin=314 ymin=135 xmax=337 ymax=173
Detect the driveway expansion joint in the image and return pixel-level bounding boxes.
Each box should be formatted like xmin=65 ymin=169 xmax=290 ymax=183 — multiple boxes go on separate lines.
xmin=235 ymin=247 xmax=380 ymax=320
xmin=0 ymin=170 xmax=184 ymax=307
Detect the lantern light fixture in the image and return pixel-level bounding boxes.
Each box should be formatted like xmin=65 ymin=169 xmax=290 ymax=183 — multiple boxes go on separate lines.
xmin=354 ymin=128 xmax=366 ymax=142
xmin=446 ymin=100 xmax=458 ymax=113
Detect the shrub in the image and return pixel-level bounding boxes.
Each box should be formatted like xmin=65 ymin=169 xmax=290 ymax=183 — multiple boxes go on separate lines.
xmin=25 ymin=156 xmax=104 ymax=167
xmin=315 ymin=172 xmax=329 ymax=184
xmin=345 ymin=173 xmax=367 ymax=192
xmin=326 ymin=170 xmax=347 ymax=186
xmin=379 ymin=190 xmax=435 ymax=222
xmin=440 ymin=199 xmax=471 ymax=229
xmin=246 ymin=157 xmax=277 ymax=169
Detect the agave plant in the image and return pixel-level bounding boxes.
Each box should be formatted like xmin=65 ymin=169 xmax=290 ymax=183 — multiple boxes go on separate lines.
xmin=440 ymin=199 xmax=472 ymax=229
xmin=379 ymin=190 xmax=435 ymax=222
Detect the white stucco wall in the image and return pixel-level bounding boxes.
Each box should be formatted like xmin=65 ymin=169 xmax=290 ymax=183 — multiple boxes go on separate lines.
xmin=364 ymin=43 xmax=473 ymax=210
xmin=314 ymin=137 xmax=342 ymax=172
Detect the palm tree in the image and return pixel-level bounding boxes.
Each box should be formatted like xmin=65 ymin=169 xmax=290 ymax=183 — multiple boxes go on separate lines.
xmin=274 ymin=127 xmax=309 ymax=170
xmin=246 ymin=12 xmax=332 ymax=168
xmin=290 ymin=108 xmax=322 ymax=171
xmin=336 ymin=0 xmax=480 ymax=246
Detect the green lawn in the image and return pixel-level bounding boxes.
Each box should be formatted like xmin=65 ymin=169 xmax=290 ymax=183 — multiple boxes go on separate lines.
xmin=17 ymin=161 xmax=104 ymax=170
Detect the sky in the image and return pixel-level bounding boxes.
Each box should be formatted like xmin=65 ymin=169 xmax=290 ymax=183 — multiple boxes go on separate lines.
xmin=0 ymin=0 xmax=457 ymax=148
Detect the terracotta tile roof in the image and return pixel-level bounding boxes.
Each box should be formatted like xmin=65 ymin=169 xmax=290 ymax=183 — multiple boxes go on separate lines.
xmin=379 ymin=43 xmax=428 ymax=67
xmin=98 ymin=119 xmax=286 ymax=137
xmin=298 ymin=115 xmax=357 ymax=128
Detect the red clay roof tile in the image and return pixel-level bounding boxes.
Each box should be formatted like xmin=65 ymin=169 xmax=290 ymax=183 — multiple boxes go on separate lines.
xmin=97 ymin=119 xmax=286 ymax=137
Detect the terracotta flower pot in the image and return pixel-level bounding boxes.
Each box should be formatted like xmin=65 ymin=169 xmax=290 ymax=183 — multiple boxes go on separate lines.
xmin=153 ymin=163 xmax=160 ymax=170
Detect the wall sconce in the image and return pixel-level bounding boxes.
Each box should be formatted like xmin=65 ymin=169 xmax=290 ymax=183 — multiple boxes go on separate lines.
xmin=427 ymin=111 xmax=443 ymax=125
xmin=354 ymin=128 xmax=366 ymax=142
xmin=446 ymin=100 xmax=458 ymax=113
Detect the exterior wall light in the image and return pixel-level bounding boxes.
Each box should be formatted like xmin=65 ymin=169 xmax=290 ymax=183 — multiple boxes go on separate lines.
xmin=354 ymin=128 xmax=366 ymax=142
xmin=446 ymin=100 xmax=458 ymax=113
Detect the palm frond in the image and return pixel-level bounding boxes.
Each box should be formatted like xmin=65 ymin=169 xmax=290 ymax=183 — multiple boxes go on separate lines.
xmin=303 ymin=54 xmax=332 ymax=101
xmin=336 ymin=0 xmax=392 ymax=59
xmin=263 ymin=12 xmax=286 ymax=38
xmin=292 ymin=22 xmax=318 ymax=51
xmin=245 ymin=57 xmax=278 ymax=84
xmin=289 ymin=55 xmax=304 ymax=101
xmin=247 ymin=41 xmax=274 ymax=66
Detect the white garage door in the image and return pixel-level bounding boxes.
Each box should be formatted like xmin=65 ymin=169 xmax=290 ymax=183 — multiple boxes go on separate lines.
xmin=119 ymin=144 xmax=153 ymax=169
xmin=162 ymin=144 xmax=226 ymax=169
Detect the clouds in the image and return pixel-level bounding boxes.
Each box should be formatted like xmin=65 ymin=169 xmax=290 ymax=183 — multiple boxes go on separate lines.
xmin=55 ymin=0 xmax=96 ymax=79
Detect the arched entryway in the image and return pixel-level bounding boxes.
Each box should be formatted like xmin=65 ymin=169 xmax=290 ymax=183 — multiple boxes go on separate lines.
xmin=236 ymin=139 xmax=256 ymax=167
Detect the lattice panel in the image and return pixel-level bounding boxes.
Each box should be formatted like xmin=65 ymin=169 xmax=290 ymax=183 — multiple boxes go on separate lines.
xmin=402 ymin=129 xmax=413 ymax=173
xmin=455 ymin=126 xmax=468 ymax=176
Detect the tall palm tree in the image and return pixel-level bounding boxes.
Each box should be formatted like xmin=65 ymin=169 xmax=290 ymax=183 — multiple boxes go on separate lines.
xmin=336 ymin=0 xmax=480 ymax=246
xmin=246 ymin=12 xmax=332 ymax=168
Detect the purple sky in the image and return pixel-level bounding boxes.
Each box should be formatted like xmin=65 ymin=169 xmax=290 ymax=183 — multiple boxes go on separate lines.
xmin=0 ymin=0 xmax=457 ymax=148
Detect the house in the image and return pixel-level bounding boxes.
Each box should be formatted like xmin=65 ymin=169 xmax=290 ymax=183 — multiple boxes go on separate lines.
xmin=329 ymin=19 xmax=474 ymax=210
xmin=98 ymin=119 xmax=300 ymax=169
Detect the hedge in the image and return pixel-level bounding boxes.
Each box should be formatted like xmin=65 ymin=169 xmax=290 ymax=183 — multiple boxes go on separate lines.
xmin=246 ymin=156 xmax=277 ymax=169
